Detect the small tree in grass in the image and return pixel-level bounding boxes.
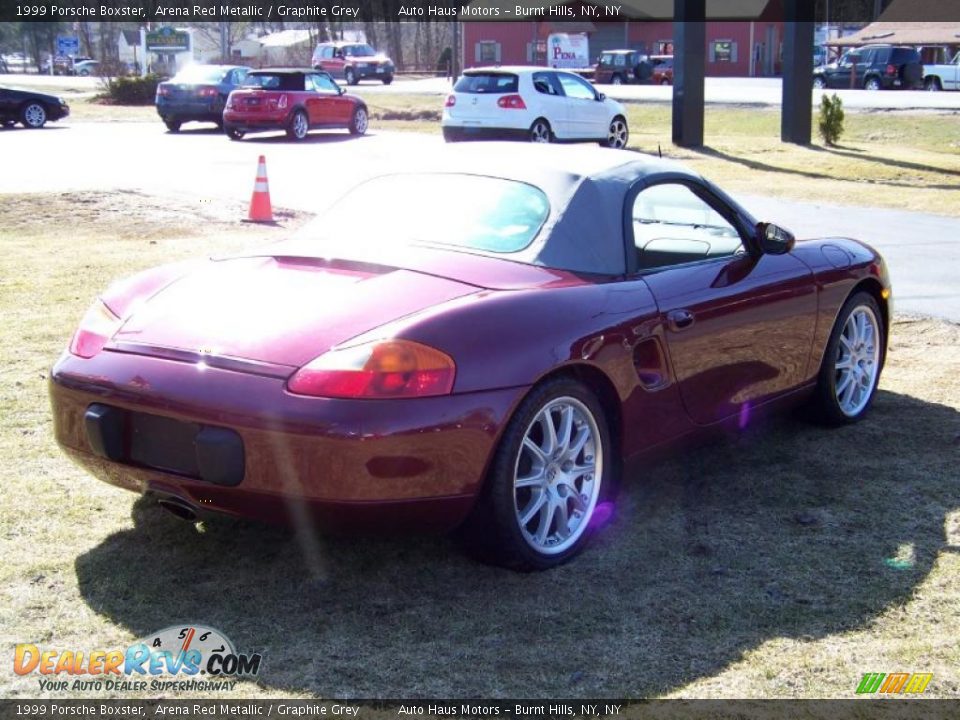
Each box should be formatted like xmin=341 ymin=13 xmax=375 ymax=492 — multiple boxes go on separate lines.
xmin=818 ymin=93 xmax=845 ymax=146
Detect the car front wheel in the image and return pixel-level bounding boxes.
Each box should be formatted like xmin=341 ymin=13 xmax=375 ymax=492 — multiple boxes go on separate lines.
xmin=21 ymin=102 xmax=47 ymax=128
xmin=287 ymin=109 xmax=308 ymax=140
xmin=224 ymin=127 xmax=245 ymax=141
xmin=164 ymin=119 xmax=181 ymax=132
xmin=864 ymin=77 xmax=882 ymax=90
xmin=529 ymin=118 xmax=552 ymax=143
xmin=813 ymin=76 xmax=827 ymax=89
xmin=925 ymin=77 xmax=941 ymax=91
xmin=808 ymin=291 xmax=884 ymax=425
xmin=460 ymin=378 xmax=613 ymax=571
xmin=345 ymin=68 xmax=357 ymax=85
xmin=603 ymin=116 xmax=629 ymax=149
xmin=611 ymin=74 xmax=624 ymax=85
xmin=382 ymin=75 xmax=393 ymax=85
xmin=349 ymin=106 xmax=368 ymax=135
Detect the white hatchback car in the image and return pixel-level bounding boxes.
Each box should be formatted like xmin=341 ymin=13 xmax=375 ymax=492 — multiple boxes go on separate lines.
xmin=442 ymin=66 xmax=629 ymax=148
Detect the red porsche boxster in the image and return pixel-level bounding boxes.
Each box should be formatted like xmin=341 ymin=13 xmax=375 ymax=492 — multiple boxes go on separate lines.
xmin=50 ymin=144 xmax=891 ymax=570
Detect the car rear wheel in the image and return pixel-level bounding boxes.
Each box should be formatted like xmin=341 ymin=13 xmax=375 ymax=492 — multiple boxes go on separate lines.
xmin=529 ymin=118 xmax=552 ymax=143
xmin=21 ymin=102 xmax=47 ymax=129
xmin=660 ymin=78 xmax=671 ymax=85
xmin=225 ymin=127 xmax=245 ymax=141
xmin=813 ymin=76 xmax=827 ymax=89
xmin=164 ymin=119 xmax=181 ymax=133
xmin=611 ymin=74 xmax=624 ymax=85
xmin=382 ymin=75 xmax=393 ymax=85
xmin=808 ymin=291 xmax=884 ymax=425
xmin=864 ymin=76 xmax=882 ymax=90
xmin=287 ymin=109 xmax=308 ymax=141
xmin=603 ymin=116 xmax=629 ymax=149
xmin=460 ymin=378 xmax=613 ymax=571
xmin=345 ymin=68 xmax=357 ymax=85
xmin=349 ymin=106 xmax=368 ymax=135
xmin=925 ymin=77 xmax=941 ymax=91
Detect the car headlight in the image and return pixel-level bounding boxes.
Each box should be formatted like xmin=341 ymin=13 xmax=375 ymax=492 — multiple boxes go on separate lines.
xmin=69 ymin=299 xmax=123 ymax=358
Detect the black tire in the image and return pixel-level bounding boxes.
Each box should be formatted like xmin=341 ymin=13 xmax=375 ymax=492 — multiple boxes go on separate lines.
xmin=660 ymin=77 xmax=671 ymax=86
xmin=20 ymin=102 xmax=47 ymax=129
xmin=2 ymin=120 xmax=15 ymax=129
xmin=813 ymin=76 xmax=827 ymax=89
xmin=224 ymin=126 xmax=245 ymax=140
xmin=459 ymin=377 xmax=615 ymax=571
xmin=925 ymin=77 xmax=941 ymax=91
xmin=864 ymin=76 xmax=882 ymax=91
xmin=349 ymin=105 xmax=368 ymax=135
xmin=611 ymin=74 xmax=624 ymax=85
xmin=528 ymin=118 xmax=552 ymax=143
xmin=164 ymin=119 xmax=181 ymax=133
xmin=286 ymin=109 xmax=308 ymax=141
xmin=602 ymin=115 xmax=629 ymax=149
xmin=382 ymin=75 xmax=393 ymax=85
xmin=807 ymin=291 xmax=885 ymax=426
xmin=345 ymin=67 xmax=357 ymax=86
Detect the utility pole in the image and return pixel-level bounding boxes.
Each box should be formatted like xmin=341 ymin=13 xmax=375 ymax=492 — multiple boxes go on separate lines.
xmin=220 ymin=22 xmax=229 ymax=64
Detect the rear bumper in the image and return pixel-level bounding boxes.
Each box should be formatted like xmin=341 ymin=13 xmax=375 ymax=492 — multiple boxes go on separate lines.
xmin=50 ymin=350 xmax=526 ymax=532
xmin=156 ymin=99 xmax=223 ymax=122
xmin=442 ymin=126 xmax=529 ymax=142
xmin=222 ymin=109 xmax=290 ymax=133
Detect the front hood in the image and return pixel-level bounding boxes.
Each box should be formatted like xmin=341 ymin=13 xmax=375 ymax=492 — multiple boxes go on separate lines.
xmin=4 ymin=87 xmax=60 ymax=103
xmin=111 ymin=256 xmax=479 ymax=368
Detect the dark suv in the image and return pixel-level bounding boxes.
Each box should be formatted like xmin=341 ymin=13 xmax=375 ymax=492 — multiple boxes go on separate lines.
xmin=594 ymin=50 xmax=651 ymax=85
xmin=813 ymin=45 xmax=922 ymax=90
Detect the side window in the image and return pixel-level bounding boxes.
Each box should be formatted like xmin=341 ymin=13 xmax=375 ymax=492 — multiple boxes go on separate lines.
xmin=312 ymin=74 xmax=340 ymax=95
xmin=532 ymin=71 xmax=558 ymax=95
xmin=232 ymin=69 xmax=248 ymax=85
xmin=557 ymin=73 xmax=596 ymax=101
xmin=322 ymin=47 xmax=334 ymax=60
xmin=632 ymin=183 xmax=744 ymax=270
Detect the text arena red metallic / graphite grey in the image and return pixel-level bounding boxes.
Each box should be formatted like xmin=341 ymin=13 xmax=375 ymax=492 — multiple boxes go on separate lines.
xmin=49 ymin=144 xmax=891 ymax=570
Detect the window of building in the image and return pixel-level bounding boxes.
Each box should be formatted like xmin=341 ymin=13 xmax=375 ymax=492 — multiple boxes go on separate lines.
xmin=476 ymin=41 xmax=501 ymax=65
xmin=710 ymin=40 xmax=737 ymax=63
xmin=656 ymin=40 xmax=674 ymax=55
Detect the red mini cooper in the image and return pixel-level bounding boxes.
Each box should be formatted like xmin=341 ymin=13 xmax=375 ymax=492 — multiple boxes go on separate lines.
xmin=222 ymin=68 xmax=369 ymax=141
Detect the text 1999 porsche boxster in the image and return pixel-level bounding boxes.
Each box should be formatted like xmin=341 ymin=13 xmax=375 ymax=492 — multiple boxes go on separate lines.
xmin=50 ymin=144 xmax=890 ymax=570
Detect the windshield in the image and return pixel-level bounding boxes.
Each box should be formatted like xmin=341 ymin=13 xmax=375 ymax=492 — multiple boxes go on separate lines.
xmin=302 ymin=174 xmax=550 ymax=255
xmin=343 ymin=44 xmax=376 ymax=57
xmin=172 ymin=65 xmax=228 ymax=83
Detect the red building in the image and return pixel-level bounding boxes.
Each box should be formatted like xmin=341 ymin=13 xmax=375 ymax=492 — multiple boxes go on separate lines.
xmin=463 ymin=14 xmax=786 ymax=78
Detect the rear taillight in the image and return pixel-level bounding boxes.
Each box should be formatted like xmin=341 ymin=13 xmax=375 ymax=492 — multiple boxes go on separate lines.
xmin=287 ymin=339 xmax=456 ymax=399
xmin=198 ymin=86 xmax=218 ymax=97
xmin=156 ymin=85 xmax=171 ymax=97
xmin=886 ymin=64 xmax=897 ymax=76
xmin=445 ymin=95 xmax=456 ymax=107
xmin=69 ymin=299 xmax=123 ymax=359
xmin=497 ymin=94 xmax=527 ymax=110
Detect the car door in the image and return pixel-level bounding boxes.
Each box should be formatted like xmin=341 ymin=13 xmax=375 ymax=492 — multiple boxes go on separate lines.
xmin=830 ymin=50 xmax=861 ymax=88
xmin=310 ymin=72 xmax=353 ymax=125
xmin=530 ymin=72 xmax=570 ymax=137
xmin=949 ymin=51 xmax=960 ymax=90
xmin=555 ymin=72 xmax=608 ymax=139
xmin=630 ymin=178 xmax=817 ymax=426
xmin=324 ymin=47 xmax=345 ymax=79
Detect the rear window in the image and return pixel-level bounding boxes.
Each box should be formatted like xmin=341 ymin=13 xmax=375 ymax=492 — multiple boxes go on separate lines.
xmin=454 ymin=73 xmax=519 ymax=94
xmin=172 ymin=65 xmax=228 ymax=83
xmin=305 ymin=174 xmax=550 ymax=255
xmin=243 ymin=73 xmax=303 ymax=91
xmin=890 ymin=47 xmax=920 ymax=63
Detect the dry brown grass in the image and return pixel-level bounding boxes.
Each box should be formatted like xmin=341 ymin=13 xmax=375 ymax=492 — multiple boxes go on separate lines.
xmin=1 ymin=193 xmax=958 ymax=701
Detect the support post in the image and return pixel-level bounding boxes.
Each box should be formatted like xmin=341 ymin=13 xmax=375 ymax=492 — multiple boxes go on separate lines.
xmin=672 ymin=0 xmax=705 ymax=148
xmin=781 ymin=2 xmax=814 ymax=144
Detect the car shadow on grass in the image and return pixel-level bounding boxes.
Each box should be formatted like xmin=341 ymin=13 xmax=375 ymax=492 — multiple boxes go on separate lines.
xmin=74 ymin=388 xmax=959 ymax=697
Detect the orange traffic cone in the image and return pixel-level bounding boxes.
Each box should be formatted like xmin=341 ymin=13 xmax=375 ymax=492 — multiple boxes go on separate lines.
xmin=246 ymin=155 xmax=273 ymax=223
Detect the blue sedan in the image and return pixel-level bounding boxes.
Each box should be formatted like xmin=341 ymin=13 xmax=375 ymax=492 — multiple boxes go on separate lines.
xmin=155 ymin=65 xmax=251 ymax=132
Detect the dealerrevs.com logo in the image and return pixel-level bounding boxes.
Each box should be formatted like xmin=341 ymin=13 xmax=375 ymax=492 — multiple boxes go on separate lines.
xmin=14 ymin=625 xmax=262 ymax=693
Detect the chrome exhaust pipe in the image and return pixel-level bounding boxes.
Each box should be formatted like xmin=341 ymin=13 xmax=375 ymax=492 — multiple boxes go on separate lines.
xmin=157 ymin=497 xmax=198 ymax=522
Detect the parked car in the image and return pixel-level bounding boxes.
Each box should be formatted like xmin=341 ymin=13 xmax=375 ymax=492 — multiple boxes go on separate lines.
xmin=156 ymin=65 xmax=251 ymax=132
xmin=922 ymin=50 xmax=959 ymax=90
xmin=594 ymin=49 xmax=652 ymax=85
xmin=651 ymin=55 xmax=674 ymax=85
xmin=0 ymin=86 xmax=69 ymax=128
xmin=311 ymin=41 xmax=394 ymax=85
xmin=222 ymin=68 xmax=368 ymax=141
xmin=72 ymin=60 xmax=100 ymax=77
xmin=812 ymin=45 xmax=922 ymax=90
xmin=442 ymin=67 xmax=629 ymax=148
xmin=50 ymin=142 xmax=891 ymax=570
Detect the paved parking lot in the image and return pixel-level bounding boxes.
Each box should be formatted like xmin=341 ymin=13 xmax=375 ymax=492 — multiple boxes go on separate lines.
xmin=2 ymin=120 xmax=957 ymax=321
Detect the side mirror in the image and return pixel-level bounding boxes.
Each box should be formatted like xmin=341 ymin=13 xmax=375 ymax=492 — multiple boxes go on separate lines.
xmin=757 ymin=222 xmax=795 ymax=255
xmin=596 ymin=92 xmax=606 ymax=101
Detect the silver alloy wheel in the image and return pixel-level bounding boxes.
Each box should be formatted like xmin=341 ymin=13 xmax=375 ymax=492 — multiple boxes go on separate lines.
xmin=23 ymin=103 xmax=46 ymax=128
xmin=813 ymin=77 xmax=826 ymax=89
xmin=612 ymin=75 xmax=623 ymax=85
xmin=834 ymin=305 xmax=881 ymax=417
xmin=292 ymin=111 xmax=308 ymax=139
xmin=865 ymin=77 xmax=881 ymax=90
xmin=607 ymin=118 xmax=628 ymax=148
xmin=529 ymin=120 xmax=551 ymax=143
xmin=353 ymin=107 xmax=368 ymax=134
xmin=513 ymin=396 xmax=603 ymax=555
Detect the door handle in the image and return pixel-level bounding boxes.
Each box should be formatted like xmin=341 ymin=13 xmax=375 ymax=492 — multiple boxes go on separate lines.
xmin=667 ymin=309 xmax=695 ymax=332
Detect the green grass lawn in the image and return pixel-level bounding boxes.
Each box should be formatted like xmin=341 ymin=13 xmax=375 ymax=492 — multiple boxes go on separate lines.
xmin=1 ymin=192 xmax=958 ymax=700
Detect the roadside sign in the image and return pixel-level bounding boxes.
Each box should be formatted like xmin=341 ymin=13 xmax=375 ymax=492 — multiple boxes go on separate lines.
xmin=57 ymin=36 xmax=80 ymax=57
xmin=146 ymin=27 xmax=190 ymax=52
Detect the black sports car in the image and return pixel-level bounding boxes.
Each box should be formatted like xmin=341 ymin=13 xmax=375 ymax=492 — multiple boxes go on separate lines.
xmin=0 ymin=86 xmax=70 ymax=129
